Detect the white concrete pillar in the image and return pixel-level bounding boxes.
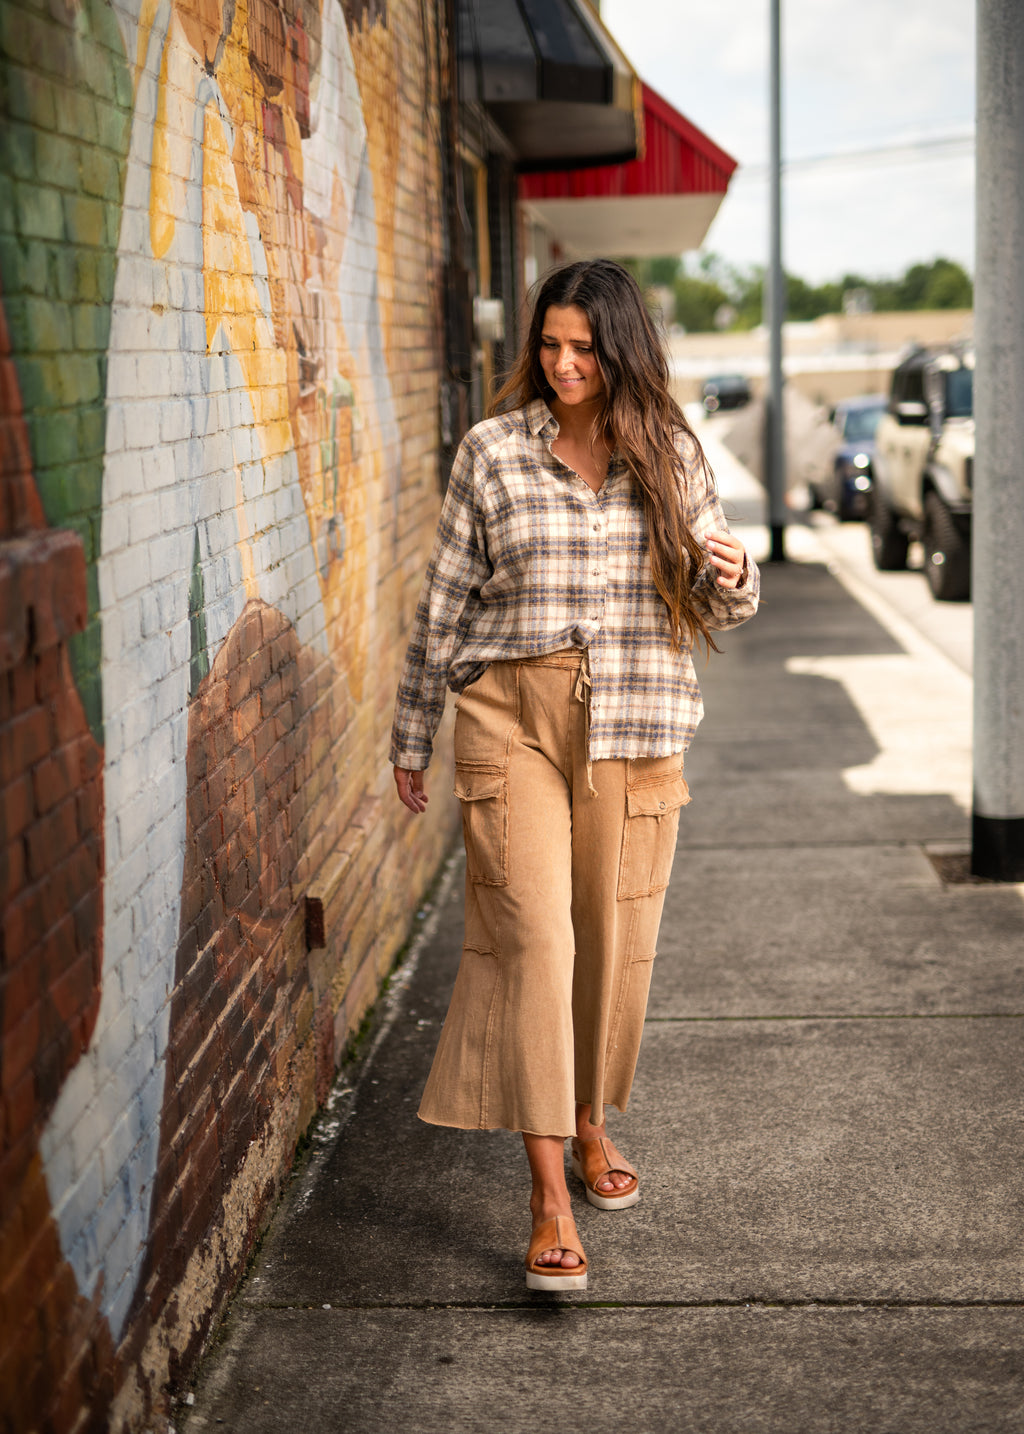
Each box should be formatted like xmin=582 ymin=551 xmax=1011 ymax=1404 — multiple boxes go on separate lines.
xmin=974 ymin=0 xmax=1024 ymax=878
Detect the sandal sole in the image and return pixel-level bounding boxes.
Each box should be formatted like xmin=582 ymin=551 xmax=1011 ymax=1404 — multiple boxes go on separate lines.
xmin=571 ymin=1155 xmax=640 ymax=1210
xmin=526 ymin=1270 xmax=588 ymax=1291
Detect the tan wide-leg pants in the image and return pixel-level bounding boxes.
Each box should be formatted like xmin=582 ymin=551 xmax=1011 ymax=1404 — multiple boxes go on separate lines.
xmin=418 ymin=651 xmax=690 ymax=1138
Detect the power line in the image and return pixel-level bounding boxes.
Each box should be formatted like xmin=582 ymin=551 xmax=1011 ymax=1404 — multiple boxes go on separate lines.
xmin=737 ymin=131 xmax=975 ymax=180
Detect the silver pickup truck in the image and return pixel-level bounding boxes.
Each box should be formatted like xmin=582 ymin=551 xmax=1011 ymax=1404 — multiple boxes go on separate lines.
xmin=869 ymin=344 xmax=974 ymax=601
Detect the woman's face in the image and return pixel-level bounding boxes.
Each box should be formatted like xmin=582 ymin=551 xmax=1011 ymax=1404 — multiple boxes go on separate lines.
xmin=538 ymin=305 xmax=605 ymax=409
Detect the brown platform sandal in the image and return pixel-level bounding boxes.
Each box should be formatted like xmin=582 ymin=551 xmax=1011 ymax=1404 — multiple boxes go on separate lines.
xmin=525 ymin=1215 xmax=588 ymax=1291
xmin=570 ymin=1135 xmax=639 ymax=1210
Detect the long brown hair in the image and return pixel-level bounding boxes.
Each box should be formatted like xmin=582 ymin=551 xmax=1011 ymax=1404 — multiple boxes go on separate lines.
xmin=491 ymin=259 xmax=720 ymax=653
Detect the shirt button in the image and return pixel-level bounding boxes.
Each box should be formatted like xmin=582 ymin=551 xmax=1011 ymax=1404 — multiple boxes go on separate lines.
xmin=593 ymin=522 xmax=601 ymax=531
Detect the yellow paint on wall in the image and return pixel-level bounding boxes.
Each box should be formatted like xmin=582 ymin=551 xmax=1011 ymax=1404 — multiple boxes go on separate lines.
xmin=201 ymin=101 xmax=292 ymax=464
xmin=150 ymin=24 xmax=177 ymax=258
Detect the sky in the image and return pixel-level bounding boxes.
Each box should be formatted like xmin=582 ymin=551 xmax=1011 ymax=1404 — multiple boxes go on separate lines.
xmin=599 ymin=0 xmax=976 ymax=284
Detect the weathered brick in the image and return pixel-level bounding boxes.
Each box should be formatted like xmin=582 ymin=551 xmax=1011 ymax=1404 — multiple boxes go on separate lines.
xmin=25 ymin=793 xmax=78 ymax=882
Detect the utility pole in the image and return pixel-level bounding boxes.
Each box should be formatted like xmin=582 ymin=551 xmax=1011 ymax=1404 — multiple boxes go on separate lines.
xmin=764 ymin=0 xmax=787 ymax=560
xmin=973 ymin=0 xmax=1024 ymax=879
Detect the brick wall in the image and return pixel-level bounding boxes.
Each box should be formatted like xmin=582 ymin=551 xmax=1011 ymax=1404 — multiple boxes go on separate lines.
xmin=0 ymin=1 xmax=458 ymax=1428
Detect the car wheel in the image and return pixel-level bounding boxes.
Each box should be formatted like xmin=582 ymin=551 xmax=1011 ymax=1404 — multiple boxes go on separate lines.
xmin=869 ymin=489 xmax=909 ymax=571
xmin=922 ymin=489 xmax=971 ymax=601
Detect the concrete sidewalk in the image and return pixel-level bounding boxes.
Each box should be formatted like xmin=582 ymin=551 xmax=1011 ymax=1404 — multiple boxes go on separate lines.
xmin=181 ymin=470 xmax=1024 ymax=1431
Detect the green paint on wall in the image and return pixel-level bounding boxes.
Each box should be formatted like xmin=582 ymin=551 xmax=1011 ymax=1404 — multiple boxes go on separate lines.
xmin=189 ymin=529 xmax=210 ymax=699
xmin=0 ymin=0 xmax=133 ymax=744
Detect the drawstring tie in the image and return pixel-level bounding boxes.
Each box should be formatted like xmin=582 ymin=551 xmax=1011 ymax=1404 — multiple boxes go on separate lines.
xmin=573 ymin=661 xmax=598 ymax=798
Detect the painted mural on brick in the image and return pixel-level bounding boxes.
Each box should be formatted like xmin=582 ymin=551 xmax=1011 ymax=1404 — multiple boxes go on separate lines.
xmin=1 ymin=0 xmax=450 ymax=1425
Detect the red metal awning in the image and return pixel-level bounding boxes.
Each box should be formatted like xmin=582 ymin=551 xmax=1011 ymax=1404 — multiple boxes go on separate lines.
xmin=519 ymin=82 xmax=737 ymax=256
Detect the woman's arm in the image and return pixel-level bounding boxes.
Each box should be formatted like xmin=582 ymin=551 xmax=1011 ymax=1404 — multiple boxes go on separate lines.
xmin=389 ymin=435 xmax=492 ymax=775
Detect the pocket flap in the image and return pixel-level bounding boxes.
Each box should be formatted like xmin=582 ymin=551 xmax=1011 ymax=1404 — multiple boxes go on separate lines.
xmin=626 ymin=776 xmax=690 ymax=818
xmin=454 ymin=771 xmax=505 ymax=802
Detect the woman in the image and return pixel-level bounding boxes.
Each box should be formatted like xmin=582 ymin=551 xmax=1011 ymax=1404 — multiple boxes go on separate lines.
xmin=391 ymin=259 xmax=759 ymax=1290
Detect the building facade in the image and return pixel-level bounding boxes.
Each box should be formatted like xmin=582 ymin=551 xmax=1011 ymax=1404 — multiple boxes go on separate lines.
xmin=0 ymin=0 xmax=734 ymax=1425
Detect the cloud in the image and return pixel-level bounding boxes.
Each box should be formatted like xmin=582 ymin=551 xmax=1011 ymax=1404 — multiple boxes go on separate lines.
xmin=600 ymin=0 xmax=975 ymax=279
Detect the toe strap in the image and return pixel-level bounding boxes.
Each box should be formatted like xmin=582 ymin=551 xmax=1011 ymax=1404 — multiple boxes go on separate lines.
xmin=526 ymin=1215 xmax=587 ymax=1273
xmin=573 ymin=1136 xmax=638 ymax=1189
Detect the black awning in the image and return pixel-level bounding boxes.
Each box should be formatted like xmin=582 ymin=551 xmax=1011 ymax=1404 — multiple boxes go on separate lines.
xmin=457 ymin=0 xmax=640 ymax=169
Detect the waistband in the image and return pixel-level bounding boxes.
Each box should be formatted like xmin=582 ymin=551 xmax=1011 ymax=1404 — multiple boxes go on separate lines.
xmin=498 ymin=647 xmax=586 ymax=669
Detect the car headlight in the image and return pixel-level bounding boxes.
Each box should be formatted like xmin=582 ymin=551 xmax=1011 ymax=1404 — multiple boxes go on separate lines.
xmin=853 ymin=475 xmax=871 ymax=491
xmin=852 ymin=452 xmax=871 ymax=469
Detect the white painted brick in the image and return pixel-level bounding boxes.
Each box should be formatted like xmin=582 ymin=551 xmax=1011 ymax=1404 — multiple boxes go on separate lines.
xmin=133 ymin=962 xmax=172 ymax=1037
xmin=144 ymin=443 xmax=179 ymax=496
xmin=138 ymin=589 xmax=162 ymax=640
xmin=117 ymin=791 xmax=158 ymax=859
xmin=168 ymin=617 xmax=191 ymax=669
xmin=97 ymin=1102 xmax=145 ymax=1197
xmin=122 ymin=402 xmax=155 ymax=452
xmin=92 ymin=1175 xmax=129 ymax=1251
xmin=160 ymin=401 xmax=193 ymax=445
xmin=149 ymin=531 xmax=185 ymax=584
xmin=104 ymin=1207 xmax=148 ymax=1335
xmin=128 ymin=493 xmax=161 ymax=547
xmin=69 ymin=1102 xmax=111 ymax=1184
xmin=253 ymin=494 xmax=276 ymax=534
xmin=105 ymin=405 xmax=126 ymax=454
xmin=89 ymin=997 xmax=135 ymax=1074
xmin=111 ymin=544 xmax=151 ymax=601
xmin=50 ymin=1148 xmax=104 ymax=1240
xmin=229 ymin=424 xmax=256 ymax=465
xmin=159 ymin=481 xmax=192 ymax=536
xmin=103 ymin=500 xmax=130 ymax=554
xmin=106 ymin=838 xmax=153 ymax=920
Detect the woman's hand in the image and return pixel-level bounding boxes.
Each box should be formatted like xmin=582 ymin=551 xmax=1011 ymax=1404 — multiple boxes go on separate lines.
xmin=704 ymin=529 xmax=747 ymax=589
xmin=394 ymin=766 xmax=429 ymax=814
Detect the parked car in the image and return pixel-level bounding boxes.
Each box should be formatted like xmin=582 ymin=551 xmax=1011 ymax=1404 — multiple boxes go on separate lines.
xmin=701 ymin=373 xmax=751 ymax=413
xmin=810 ymin=394 xmax=886 ymax=521
xmin=869 ymin=345 xmax=974 ymax=601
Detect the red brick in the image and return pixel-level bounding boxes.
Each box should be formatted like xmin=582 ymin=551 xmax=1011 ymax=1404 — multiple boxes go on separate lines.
xmin=25 ymin=796 xmax=79 ymax=882
xmin=34 ymin=644 xmax=62 ymax=700
xmin=1 ymin=770 xmax=33 ymax=841
xmin=8 ymin=660 xmax=37 ymax=717
xmin=3 ymin=886 xmax=47 ymax=965
xmin=71 ymin=885 xmax=102 ymax=962
xmin=0 ymin=947 xmax=40 ymax=1034
xmin=32 ymin=744 xmax=80 ymax=815
xmin=0 ymin=837 xmax=26 ymax=909
xmin=75 ymin=771 xmax=103 ymax=838
xmin=46 ymin=934 xmax=94 ymax=1028
xmin=1 ymin=1068 xmax=37 ymax=1149
xmin=0 ymin=708 xmax=50 ymax=785
xmin=1 ymin=1002 xmax=40 ymax=1090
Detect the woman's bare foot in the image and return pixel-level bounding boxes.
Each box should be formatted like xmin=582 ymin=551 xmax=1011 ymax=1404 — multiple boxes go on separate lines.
xmin=523 ymin=1132 xmax=581 ymax=1269
xmin=575 ymin=1103 xmax=634 ymax=1195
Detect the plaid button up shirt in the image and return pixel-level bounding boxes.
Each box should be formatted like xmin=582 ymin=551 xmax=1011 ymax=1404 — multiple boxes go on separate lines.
xmin=390 ymin=400 xmax=759 ymax=769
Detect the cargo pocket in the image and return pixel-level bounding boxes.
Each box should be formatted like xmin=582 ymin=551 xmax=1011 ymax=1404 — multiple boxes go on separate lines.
xmin=455 ymin=765 xmax=510 ymax=887
xmin=617 ymin=771 xmax=690 ymax=900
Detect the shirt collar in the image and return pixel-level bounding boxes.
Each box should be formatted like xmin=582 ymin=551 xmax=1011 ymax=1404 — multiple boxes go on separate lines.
xmin=526 ymin=397 xmax=558 ymax=438
xmin=525 ymin=397 xmax=628 ymax=483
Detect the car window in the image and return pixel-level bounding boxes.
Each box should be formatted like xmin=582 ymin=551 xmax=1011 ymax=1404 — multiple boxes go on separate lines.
xmin=944 ymin=367 xmax=973 ymax=418
xmin=842 ymin=405 xmax=885 ymax=443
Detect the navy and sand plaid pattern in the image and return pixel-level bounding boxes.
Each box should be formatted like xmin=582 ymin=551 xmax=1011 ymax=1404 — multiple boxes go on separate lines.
xmin=391 ymin=400 xmax=759 ymax=769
